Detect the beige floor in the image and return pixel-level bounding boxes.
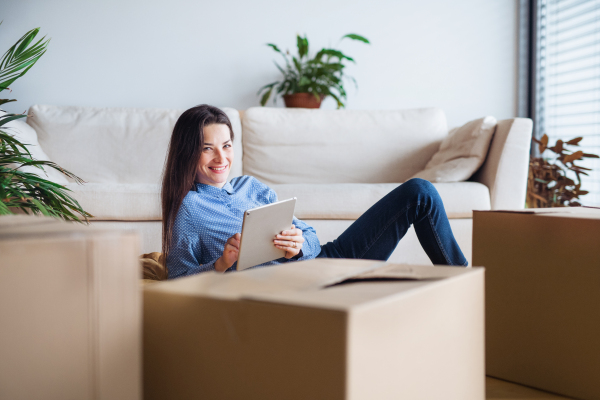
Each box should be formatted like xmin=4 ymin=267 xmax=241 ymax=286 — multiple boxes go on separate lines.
xmin=486 ymin=377 xmax=575 ymax=400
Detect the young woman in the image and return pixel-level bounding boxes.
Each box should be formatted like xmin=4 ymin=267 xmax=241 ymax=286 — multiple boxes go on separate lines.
xmin=162 ymin=105 xmax=467 ymax=279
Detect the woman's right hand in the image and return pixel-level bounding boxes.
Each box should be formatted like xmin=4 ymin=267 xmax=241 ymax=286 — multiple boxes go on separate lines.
xmin=215 ymin=233 xmax=241 ymax=272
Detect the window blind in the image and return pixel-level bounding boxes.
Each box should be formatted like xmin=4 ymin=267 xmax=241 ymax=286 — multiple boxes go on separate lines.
xmin=536 ymin=0 xmax=600 ymax=206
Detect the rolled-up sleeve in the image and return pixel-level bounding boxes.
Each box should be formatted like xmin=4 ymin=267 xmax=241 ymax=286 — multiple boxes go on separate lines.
xmin=291 ymin=216 xmax=321 ymax=260
xmin=262 ymin=183 xmax=321 ymax=261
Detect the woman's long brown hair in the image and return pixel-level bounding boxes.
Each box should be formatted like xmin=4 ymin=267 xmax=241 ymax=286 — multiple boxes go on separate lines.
xmin=161 ymin=105 xmax=234 ymax=271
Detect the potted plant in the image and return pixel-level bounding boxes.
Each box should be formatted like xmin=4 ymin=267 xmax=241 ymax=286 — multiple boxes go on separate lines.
xmin=0 ymin=26 xmax=91 ymax=222
xmin=258 ymin=33 xmax=370 ymax=109
xmin=526 ymin=134 xmax=599 ymax=207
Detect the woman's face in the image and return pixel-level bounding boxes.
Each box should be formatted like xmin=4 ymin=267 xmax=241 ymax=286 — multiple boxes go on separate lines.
xmin=195 ymin=123 xmax=233 ymax=188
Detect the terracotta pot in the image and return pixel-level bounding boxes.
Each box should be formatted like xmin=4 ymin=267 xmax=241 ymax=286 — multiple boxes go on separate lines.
xmin=283 ymin=93 xmax=325 ymax=109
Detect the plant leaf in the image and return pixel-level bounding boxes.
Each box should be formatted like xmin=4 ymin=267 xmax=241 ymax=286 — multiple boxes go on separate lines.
xmin=296 ymin=35 xmax=309 ymax=59
xmin=549 ymin=139 xmax=563 ymax=154
xmin=256 ymin=81 xmax=278 ymax=95
xmin=298 ymin=76 xmax=311 ymax=87
xmin=342 ymin=33 xmax=370 ymax=44
xmin=319 ymin=48 xmax=355 ymax=63
xmin=563 ymin=150 xmax=583 ymax=163
xmin=0 ymin=113 xmax=27 ymax=127
xmin=538 ymin=134 xmax=548 ymax=153
xmin=0 ymin=27 xmax=49 ymax=92
xmin=260 ymin=86 xmax=274 ymax=106
xmin=266 ymin=43 xmax=282 ymax=53
xmin=292 ymin=56 xmax=302 ymax=73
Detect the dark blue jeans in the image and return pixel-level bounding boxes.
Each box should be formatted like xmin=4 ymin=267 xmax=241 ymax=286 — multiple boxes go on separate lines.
xmin=316 ymin=178 xmax=468 ymax=266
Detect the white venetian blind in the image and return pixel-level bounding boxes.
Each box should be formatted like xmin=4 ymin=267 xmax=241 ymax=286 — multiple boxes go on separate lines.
xmin=536 ymin=0 xmax=600 ymax=206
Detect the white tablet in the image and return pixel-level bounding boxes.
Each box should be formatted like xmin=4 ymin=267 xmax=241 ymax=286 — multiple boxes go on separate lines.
xmin=236 ymin=198 xmax=297 ymax=271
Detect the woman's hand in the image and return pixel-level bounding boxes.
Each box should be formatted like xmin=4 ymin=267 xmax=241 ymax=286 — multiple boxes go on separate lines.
xmin=215 ymin=233 xmax=240 ymax=272
xmin=274 ymin=224 xmax=305 ymax=259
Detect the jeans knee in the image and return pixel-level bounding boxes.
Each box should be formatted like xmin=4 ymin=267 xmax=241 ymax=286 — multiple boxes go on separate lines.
xmin=399 ymin=178 xmax=441 ymax=206
xmin=402 ymin=178 xmax=436 ymax=195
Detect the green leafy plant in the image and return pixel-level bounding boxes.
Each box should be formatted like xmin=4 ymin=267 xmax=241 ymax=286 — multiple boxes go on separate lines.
xmin=258 ymin=33 xmax=370 ymax=109
xmin=527 ymin=134 xmax=599 ymax=207
xmin=0 ymin=26 xmax=91 ymax=222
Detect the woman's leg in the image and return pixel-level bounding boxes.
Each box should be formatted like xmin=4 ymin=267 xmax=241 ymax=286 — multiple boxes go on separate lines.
xmin=317 ymin=178 xmax=468 ymax=266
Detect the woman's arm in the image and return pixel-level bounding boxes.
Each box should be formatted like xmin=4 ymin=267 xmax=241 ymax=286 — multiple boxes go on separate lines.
xmin=169 ymin=233 xmax=241 ymax=277
xmin=166 ymin=203 xmax=227 ymax=278
xmin=167 ymin=239 xmax=220 ymax=278
xmin=256 ymin=179 xmax=322 ymax=261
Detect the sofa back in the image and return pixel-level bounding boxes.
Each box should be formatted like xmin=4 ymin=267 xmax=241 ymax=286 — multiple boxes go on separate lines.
xmin=26 ymin=105 xmax=243 ymax=184
xmin=241 ymin=107 xmax=448 ymax=185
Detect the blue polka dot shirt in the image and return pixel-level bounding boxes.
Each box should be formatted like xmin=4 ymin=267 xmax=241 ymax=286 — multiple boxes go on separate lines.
xmin=166 ymin=175 xmax=322 ymax=279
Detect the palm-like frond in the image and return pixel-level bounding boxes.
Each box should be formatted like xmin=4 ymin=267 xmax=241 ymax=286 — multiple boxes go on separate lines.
xmin=0 ymin=127 xmax=91 ymax=222
xmin=0 ymin=165 xmax=91 ymax=222
xmin=0 ymin=27 xmax=50 ymax=93
xmin=0 ymin=26 xmax=91 ymax=223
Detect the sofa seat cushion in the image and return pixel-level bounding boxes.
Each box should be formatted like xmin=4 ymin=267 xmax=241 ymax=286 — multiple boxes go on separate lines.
xmin=69 ymin=180 xmax=490 ymax=222
xmin=271 ymin=182 xmax=491 ymax=220
xmin=66 ymin=183 xmax=161 ymax=221
xmin=242 ymin=107 xmax=448 ymax=185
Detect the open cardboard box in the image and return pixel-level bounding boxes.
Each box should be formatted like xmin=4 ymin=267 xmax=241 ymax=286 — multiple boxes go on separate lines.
xmin=144 ymin=259 xmax=484 ymax=400
xmin=473 ymin=207 xmax=600 ymax=400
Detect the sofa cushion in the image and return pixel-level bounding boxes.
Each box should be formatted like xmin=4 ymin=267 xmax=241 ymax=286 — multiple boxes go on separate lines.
xmin=411 ymin=116 xmax=497 ymax=182
xmin=65 ymin=183 xmax=161 ymax=221
xmin=27 ymin=105 xmax=243 ymax=184
xmin=1 ymin=112 xmax=68 ymax=184
xmin=242 ymin=107 xmax=448 ymax=185
xmin=272 ymin=181 xmax=490 ymax=220
xmin=72 ymin=180 xmax=489 ymax=221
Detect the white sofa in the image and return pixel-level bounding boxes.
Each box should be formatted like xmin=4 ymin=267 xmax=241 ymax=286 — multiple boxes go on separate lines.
xmin=25 ymin=105 xmax=533 ymax=266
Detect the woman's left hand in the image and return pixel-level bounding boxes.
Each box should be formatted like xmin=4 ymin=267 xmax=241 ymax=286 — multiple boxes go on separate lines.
xmin=274 ymin=224 xmax=305 ymax=259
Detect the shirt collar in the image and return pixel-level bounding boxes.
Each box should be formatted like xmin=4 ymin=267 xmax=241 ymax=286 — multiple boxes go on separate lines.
xmin=194 ymin=181 xmax=235 ymax=195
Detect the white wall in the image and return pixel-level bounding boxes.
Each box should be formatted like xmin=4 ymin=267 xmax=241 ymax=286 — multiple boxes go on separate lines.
xmin=1 ymin=0 xmax=517 ymax=127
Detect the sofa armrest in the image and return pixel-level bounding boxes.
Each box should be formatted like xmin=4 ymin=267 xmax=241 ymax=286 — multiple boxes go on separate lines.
xmin=470 ymin=118 xmax=533 ymax=210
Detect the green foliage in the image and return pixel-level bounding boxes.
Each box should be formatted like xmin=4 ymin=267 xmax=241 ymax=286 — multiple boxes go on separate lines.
xmin=0 ymin=25 xmax=49 ymax=102
xmin=527 ymin=134 xmax=599 ymax=208
xmin=258 ymin=33 xmax=370 ymax=109
xmin=0 ymin=25 xmax=92 ymax=223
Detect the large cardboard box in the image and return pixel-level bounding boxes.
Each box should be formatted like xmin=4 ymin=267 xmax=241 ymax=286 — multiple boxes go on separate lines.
xmin=473 ymin=208 xmax=600 ymax=400
xmin=0 ymin=216 xmax=141 ymax=400
xmin=144 ymin=259 xmax=484 ymax=400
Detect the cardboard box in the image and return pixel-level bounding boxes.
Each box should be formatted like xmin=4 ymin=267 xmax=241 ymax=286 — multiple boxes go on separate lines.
xmin=473 ymin=208 xmax=600 ymax=400
xmin=144 ymin=259 xmax=484 ymax=400
xmin=0 ymin=216 xmax=141 ymax=400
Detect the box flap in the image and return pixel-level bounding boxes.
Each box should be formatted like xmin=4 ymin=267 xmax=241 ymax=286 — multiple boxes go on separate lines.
xmin=343 ymin=262 xmax=470 ymax=281
xmin=478 ymin=207 xmax=600 ymax=220
xmin=146 ymin=259 xmax=481 ymax=310
xmin=243 ymin=264 xmax=479 ymax=311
